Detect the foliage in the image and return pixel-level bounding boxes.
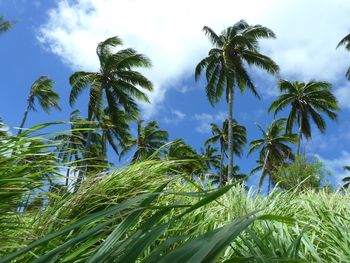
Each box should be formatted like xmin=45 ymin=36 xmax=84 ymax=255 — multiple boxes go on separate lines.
xmin=166 ymin=139 xmax=207 ymax=178
xmin=0 ymin=123 xmax=63 ymax=251
xmin=272 ymin=155 xmax=329 ymax=191
xmin=2 ymin=152 xmax=350 ymax=262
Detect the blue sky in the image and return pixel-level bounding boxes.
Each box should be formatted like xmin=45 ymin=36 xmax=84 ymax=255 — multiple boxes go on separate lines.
xmin=1 ymin=0 xmax=350 ymax=187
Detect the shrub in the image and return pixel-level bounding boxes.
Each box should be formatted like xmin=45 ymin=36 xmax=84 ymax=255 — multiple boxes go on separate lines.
xmin=272 ymin=155 xmax=330 ymax=191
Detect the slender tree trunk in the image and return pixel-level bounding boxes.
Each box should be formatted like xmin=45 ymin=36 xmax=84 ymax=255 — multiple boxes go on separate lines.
xmin=219 ymin=142 xmax=225 ymax=187
xmin=258 ymin=149 xmax=270 ymax=194
xmin=227 ymin=86 xmax=234 ymax=181
xmin=74 ymin=115 xmax=95 ymax=191
xmin=75 ymin=89 xmax=102 ymax=191
xmin=267 ymin=175 xmax=271 ymax=194
xmin=65 ymin=154 xmax=73 ymax=186
xmin=74 ymin=151 xmax=82 ymax=192
xmin=102 ymin=131 xmax=107 ymax=156
xmin=18 ymin=96 xmax=32 ymax=135
xmin=296 ymin=117 xmax=303 ymax=155
xmin=75 ymin=132 xmax=93 ymax=192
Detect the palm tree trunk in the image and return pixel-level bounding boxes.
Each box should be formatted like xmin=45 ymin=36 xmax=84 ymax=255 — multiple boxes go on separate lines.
xmin=296 ymin=117 xmax=302 ymax=155
xmin=219 ymin=143 xmax=225 ymax=187
xmin=65 ymin=154 xmax=73 ymax=186
xmin=75 ymin=129 xmax=92 ymax=192
xmin=267 ymin=175 xmax=271 ymax=194
xmin=73 ymin=152 xmax=80 ymax=192
xmin=75 ymin=98 xmax=99 ymax=191
xmin=227 ymin=86 xmax=234 ymax=181
xmin=18 ymin=96 xmax=32 ymax=135
xmin=258 ymin=149 xmax=270 ymax=194
xmin=102 ymin=132 xmax=107 ymax=155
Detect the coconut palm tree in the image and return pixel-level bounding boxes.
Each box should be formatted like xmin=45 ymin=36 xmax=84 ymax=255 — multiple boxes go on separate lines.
xmin=120 ymin=120 xmax=168 ymax=162
xmin=337 ymin=33 xmax=350 ymax=80
xmin=53 ymin=110 xmax=87 ymax=186
xmin=18 ymin=76 xmax=60 ymax=135
xmin=248 ymin=119 xmax=297 ymax=194
xmin=69 ymin=36 xmax=153 ymax=155
xmin=205 ymin=119 xmax=247 ymax=185
xmin=195 ymin=20 xmax=279 ymax=179
xmin=53 ymin=110 xmax=103 ymax=187
xmin=215 ymin=164 xmax=247 ymax=186
xmin=269 ymin=80 xmax=339 ymax=155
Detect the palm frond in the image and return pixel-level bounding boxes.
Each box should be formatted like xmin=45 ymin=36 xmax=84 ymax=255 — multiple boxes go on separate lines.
xmin=202 ymin=26 xmax=223 ymax=47
xmin=337 ymin=33 xmax=350 ymax=50
xmin=69 ymin=72 xmax=100 ymax=107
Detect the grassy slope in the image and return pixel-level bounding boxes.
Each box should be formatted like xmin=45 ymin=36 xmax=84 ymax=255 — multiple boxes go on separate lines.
xmin=2 ymin=159 xmax=350 ymax=262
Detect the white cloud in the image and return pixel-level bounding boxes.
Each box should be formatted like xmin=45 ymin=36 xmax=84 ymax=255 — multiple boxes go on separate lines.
xmin=194 ymin=112 xmax=226 ymax=133
xmin=39 ymin=0 xmax=350 ymax=116
xmin=162 ymin=109 xmax=186 ymax=124
xmin=335 ymin=83 xmax=350 ymax=110
xmin=314 ymin=151 xmax=350 ymax=186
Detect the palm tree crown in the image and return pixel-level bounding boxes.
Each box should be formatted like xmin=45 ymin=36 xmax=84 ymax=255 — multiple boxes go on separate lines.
xmin=206 ymin=119 xmax=247 ymax=157
xmin=0 ymin=16 xmax=13 ymax=33
xmin=18 ymin=76 xmax=60 ymax=135
xmin=120 ymin=120 xmax=168 ymax=162
xmin=269 ymin=80 xmax=339 ymax=154
xmin=167 ymin=139 xmax=206 ymax=178
xmin=205 ymin=119 xmax=246 ymax=185
xmin=69 ymin=36 xmax=153 ymax=122
xmin=249 ymin=119 xmax=297 ymax=193
xmin=200 ymin=144 xmax=221 ymax=172
xmin=195 ymin=20 xmax=279 ymax=179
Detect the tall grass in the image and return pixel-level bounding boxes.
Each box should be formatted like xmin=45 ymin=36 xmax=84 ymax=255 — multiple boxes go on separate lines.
xmin=1 ymin=125 xmax=350 ymax=262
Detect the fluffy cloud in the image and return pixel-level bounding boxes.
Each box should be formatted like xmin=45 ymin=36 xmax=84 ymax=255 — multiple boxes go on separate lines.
xmin=314 ymin=151 xmax=350 ymax=186
xmin=162 ymin=109 xmax=186 ymax=124
xmin=194 ymin=112 xmax=226 ymax=133
xmin=335 ymin=83 xmax=350 ymax=110
xmin=38 ymin=0 xmax=350 ymax=116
